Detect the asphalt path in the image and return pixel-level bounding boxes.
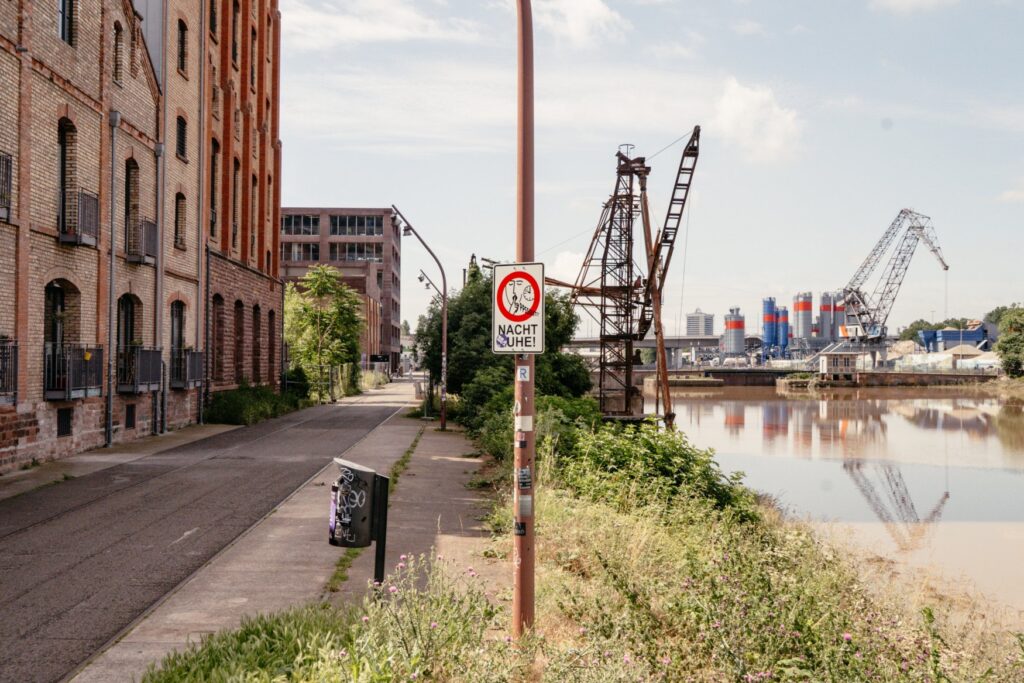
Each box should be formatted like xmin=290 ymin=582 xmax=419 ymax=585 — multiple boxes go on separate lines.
xmin=0 ymin=399 xmax=399 ymax=683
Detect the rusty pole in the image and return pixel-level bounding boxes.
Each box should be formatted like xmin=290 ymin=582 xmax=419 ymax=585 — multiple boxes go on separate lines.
xmin=513 ymin=0 xmax=535 ymax=638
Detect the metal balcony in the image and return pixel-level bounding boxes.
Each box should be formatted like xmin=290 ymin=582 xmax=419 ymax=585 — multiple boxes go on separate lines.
xmin=117 ymin=346 xmax=162 ymax=393
xmin=170 ymin=349 xmax=203 ymax=389
xmin=44 ymin=343 xmax=103 ymax=400
xmin=0 ymin=340 xmax=17 ymax=403
xmin=126 ymin=218 xmax=158 ymax=265
xmin=0 ymin=152 xmax=12 ymax=223
xmin=57 ymin=189 xmax=99 ymax=247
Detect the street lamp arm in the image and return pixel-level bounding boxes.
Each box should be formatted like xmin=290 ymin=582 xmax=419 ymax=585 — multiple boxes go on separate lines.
xmin=392 ymin=205 xmax=447 ymax=299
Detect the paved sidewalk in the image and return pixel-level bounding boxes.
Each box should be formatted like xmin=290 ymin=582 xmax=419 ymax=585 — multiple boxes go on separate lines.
xmin=0 ymin=423 xmax=239 ymax=503
xmin=71 ymin=384 xmax=421 ymax=683
xmin=72 ymin=393 xmax=508 ymax=683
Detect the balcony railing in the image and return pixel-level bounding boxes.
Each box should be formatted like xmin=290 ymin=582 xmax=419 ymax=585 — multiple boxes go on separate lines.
xmin=170 ymin=348 xmax=204 ymax=389
xmin=58 ymin=189 xmax=99 ymax=247
xmin=117 ymin=346 xmax=162 ymax=393
xmin=44 ymin=343 xmax=103 ymax=400
xmin=126 ymin=218 xmax=158 ymax=264
xmin=0 ymin=340 xmax=17 ymax=403
xmin=0 ymin=152 xmax=12 ymax=223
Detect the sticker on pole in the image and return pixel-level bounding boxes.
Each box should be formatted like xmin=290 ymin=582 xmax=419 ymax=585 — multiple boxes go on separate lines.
xmin=492 ymin=262 xmax=544 ymax=354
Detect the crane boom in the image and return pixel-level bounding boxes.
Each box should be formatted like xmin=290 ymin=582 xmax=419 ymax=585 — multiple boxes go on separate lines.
xmin=841 ymin=209 xmax=948 ymax=342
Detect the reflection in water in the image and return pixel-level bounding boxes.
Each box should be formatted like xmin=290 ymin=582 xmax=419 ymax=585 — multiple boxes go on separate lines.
xmin=842 ymin=461 xmax=949 ymax=551
xmin=664 ymin=388 xmax=1024 ymax=611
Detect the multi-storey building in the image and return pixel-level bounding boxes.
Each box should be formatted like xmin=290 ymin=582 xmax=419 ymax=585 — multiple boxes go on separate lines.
xmin=0 ymin=0 xmax=281 ymax=470
xmin=280 ymin=207 xmax=401 ymax=369
xmin=686 ymin=309 xmax=714 ymax=336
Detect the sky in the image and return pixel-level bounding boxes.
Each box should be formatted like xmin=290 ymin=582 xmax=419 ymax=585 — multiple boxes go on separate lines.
xmin=277 ymin=0 xmax=1023 ymax=338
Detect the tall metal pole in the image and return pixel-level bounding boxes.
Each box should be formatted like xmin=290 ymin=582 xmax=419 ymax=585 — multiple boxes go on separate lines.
xmin=513 ymin=0 xmax=535 ymax=638
xmin=391 ymin=206 xmax=447 ymax=431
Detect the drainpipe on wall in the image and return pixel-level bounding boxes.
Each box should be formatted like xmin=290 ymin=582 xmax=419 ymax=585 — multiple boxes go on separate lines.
xmin=154 ymin=141 xmax=165 ymax=434
xmin=105 ymin=110 xmax=121 ymax=447
xmin=202 ymin=244 xmax=209 ymax=423
xmin=196 ymin=0 xmax=207 ymax=425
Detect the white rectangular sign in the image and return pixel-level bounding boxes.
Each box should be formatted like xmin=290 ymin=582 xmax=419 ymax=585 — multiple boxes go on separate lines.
xmin=492 ymin=262 xmax=545 ymax=354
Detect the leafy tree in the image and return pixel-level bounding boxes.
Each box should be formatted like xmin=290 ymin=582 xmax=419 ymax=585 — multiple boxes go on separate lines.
xmin=995 ymin=308 xmax=1024 ymax=378
xmin=284 ymin=266 xmax=364 ymax=399
xmin=985 ymin=304 xmax=1022 ymax=328
xmin=414 ymin=261 xmax=591 ymax=423
xmin=401 ymin=319 xmax=411 ymax=336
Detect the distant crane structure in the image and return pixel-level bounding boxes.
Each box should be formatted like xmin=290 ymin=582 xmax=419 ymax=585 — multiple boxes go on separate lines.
xmin=841 ymin=209 xmax=949 ymax=343
xmin=556 ymin=127 xmax=700 ymax=425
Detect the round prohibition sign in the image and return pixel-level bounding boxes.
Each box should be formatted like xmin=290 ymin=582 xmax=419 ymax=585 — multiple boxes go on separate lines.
xmin=497 ymin=270 xmax=541 ymax=323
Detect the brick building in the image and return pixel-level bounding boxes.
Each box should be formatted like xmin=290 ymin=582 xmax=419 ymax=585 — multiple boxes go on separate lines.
xmin=280 ymin=208 xmax=401 ymax=369
xmin=0 ymin=0 xmax=282 ymax=471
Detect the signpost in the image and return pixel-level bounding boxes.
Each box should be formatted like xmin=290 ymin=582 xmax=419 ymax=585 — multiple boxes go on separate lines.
xmin=492 ymin=263 xmax=544 ymax=355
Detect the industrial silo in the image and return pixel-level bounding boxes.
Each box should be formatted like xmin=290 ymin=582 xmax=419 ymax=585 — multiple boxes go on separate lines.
xmin=778 ymin=307 xmax=790 ymax=353
xmin=819 ymin=292 xmax=833 ymax=342
xmin=762 ymin=298 xmax=777 ymax=350
xmin=724 ymin=307 xmax=745 ymax=355
xmin=833 ymin=294 xmax=847 ymax=338
xmin=793 ymin=292 xmax=813 ymax=340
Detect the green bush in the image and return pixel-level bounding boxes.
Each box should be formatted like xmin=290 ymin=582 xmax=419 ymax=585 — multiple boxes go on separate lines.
xmin=558 ymin=421 xmax=757 ymax=520
xmin=205 ymin=382 xmax=306 ymax=426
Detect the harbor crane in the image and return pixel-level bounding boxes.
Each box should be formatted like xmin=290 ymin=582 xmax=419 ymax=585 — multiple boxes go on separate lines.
xmin=841 ymin=209 xmax=949 ymax=343
xmin=549 ymin=127 xmax=700 ymax=427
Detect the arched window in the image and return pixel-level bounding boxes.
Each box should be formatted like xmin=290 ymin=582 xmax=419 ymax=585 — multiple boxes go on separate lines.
xmin=170 ymin=301 xmax=185 ymax=351
xmin=123 ymin=158 xmax=139 ymax=251
xmin=58 ymin=118 xmax=77 ymax=235
xmin=209 ymin=139 xmax=219 ymax=237
xmin=116 ymin=294 xmax=139 ymax=349
xmin=250 ymin=28 xmax=257 ymax=88
xmin=249 ymin=174 xmax=257 ymax=260
xmin=177 ymin=20 xmax=188 ymax=73
xmin=231 ymin=159 xmax=239 ymax=248
xmin=113 ymin=23 xmax=124 ymax=83
xmin=174 ymin=193 xmax=186 ymax=248
xmin=267 ymin=309 xmax=276 ymax=385
xmin=251 ymin=305 xmax=261 ymax=383
xmin=233 ymin=300 xmax=244 ymax=382
xmin=176 ymin=116 xmax=187 ymax=159
xmin=231 ymin=0 xmax=240 ymax=62
xmin=211 ymin=294 xmax=224 ymax=380
xmin=58 ymin=0 xmax=74 ymax=45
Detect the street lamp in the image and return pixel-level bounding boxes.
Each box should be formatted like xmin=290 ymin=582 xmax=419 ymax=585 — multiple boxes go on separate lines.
xmin=393 ymin=205 xmax=448 ymax=431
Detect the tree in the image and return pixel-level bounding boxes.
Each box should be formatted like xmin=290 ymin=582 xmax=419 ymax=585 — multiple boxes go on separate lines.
xmin=985 ymin=304 xmax=1022 ymax=328
xmin=401 ymin=319 xmax=411 ymax=336
xmin=284 ymin=266 xmax=364 ymax=399
xmin=414 ymin=262 xmax=591 ymax=423
xmin=899 ymin=317 xmax=969 ymax=342
xmin=996 ymin=308 xmax=1024 ymax=378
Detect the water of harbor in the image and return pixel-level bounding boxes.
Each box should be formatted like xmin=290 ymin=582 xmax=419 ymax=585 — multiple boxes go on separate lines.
xmin=648 ymin=387 xmax=1024 ymax=614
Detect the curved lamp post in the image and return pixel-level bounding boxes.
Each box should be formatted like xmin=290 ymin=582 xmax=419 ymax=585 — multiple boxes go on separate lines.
xmin=392 ymin=205 xmax=447 ymax=431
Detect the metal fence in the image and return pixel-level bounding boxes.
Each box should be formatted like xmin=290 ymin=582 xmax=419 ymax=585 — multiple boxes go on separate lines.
xmin=126 ymin=218 xmax=158 ymax=263
xmin=44 ymin=343 xmax=103 ymax=400
xmin=170 ymin=349 xmax=204 ymax=389
xmin=0 ymin=340 xmax=17 ymax=402
xmin=58 ymin=189 xmax=99 ymax=245
xmin=116 ymin=346 xmax=162 ymax=393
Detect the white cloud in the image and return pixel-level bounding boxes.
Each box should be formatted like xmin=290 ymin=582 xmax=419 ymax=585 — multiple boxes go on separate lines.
xmin=868 ymin=0 xmax=958 ymax=14
xmin=548 ymin=250 xmax=585 ymax=282
xmin=998 ymin=179 xmax=1024 ymax=203
xmin=713 ymin=77 xmax=802 ymax=162
xmin=533 ymin=0 xmax=629 ymax=47
xmin=732 ymin=19 xmax=767 ymax=36
xmin=280 ymin=0 xmax=482 ymax=50
xmin=646 ymin=31 xmax=705 ymax=59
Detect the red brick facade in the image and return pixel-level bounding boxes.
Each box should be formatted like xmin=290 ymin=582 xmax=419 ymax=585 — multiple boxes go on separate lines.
xmin=0 ymin=0 xmax=282 ymax=472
